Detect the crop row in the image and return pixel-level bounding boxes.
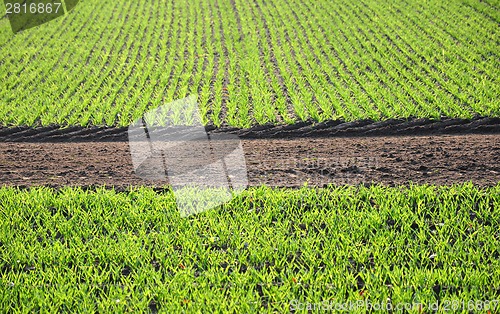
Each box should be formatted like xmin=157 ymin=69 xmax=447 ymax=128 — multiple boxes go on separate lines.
xmin=0 ymin=0 xmax=498 ymax=127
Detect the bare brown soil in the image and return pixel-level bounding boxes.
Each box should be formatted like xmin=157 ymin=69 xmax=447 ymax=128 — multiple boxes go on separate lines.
xmin=1 ymin=134 xmax=498 ymax=188
xmin=0 ymin=117 xmax=498 ymax=142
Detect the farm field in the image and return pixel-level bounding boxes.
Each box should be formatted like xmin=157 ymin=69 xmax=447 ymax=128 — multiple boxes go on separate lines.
xmin=0 ymin=0 xmax=499 ymax=128
xmin=1 ymin=0 xmax=500 ymax=312
xmin=1 ymin=184 xmax=499 ymax=312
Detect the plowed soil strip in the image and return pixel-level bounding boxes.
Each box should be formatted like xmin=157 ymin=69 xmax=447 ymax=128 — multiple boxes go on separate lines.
xmin=0 ymin=117 xmax=499 ymax=142
xmin=1 ymin=134 xmax=498 ymax=188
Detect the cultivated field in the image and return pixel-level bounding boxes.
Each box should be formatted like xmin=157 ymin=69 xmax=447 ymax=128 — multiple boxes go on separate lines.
xmin=0 ymin=0 xmax=499 ymax=127
xmin=1 ymin=185 xmax=499 ymax=311
xmin=1 ymin=0 xmax=499 ymax=312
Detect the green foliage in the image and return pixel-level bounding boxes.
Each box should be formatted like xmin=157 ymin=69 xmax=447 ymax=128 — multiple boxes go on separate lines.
xmin=0 ymin=183 xmax=499 ymax=312
xmin=0 ymin=0 xmax=499 ymax=127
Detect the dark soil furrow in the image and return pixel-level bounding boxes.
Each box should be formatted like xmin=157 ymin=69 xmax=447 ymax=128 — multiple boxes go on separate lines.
xmin=0 ymin=117 xmax=499 ymax=142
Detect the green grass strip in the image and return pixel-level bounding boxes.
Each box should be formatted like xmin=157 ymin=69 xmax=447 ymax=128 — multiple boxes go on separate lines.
xmin=0 ymin=183 xmax=499 ymax=312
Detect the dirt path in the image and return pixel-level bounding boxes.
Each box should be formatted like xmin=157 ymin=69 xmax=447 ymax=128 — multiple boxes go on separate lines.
xmin=1 ymin=134 xmax=498 ymax=188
